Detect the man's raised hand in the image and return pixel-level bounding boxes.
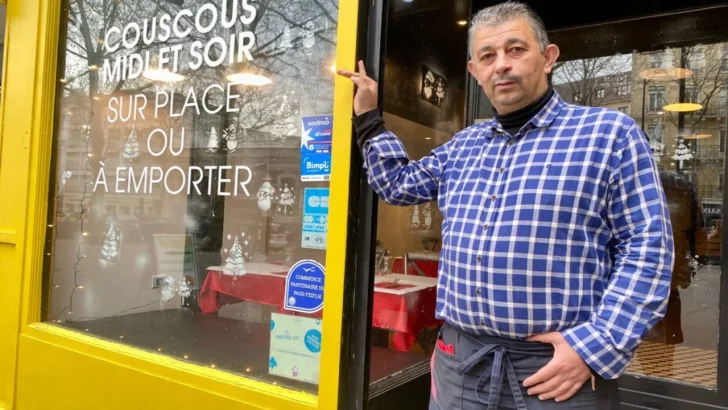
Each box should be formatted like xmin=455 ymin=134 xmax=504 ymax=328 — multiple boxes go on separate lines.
xmin=336 ymin=60 xmax=378 ymax=116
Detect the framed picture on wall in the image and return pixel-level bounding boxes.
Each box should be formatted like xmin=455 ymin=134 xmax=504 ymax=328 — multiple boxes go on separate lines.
xmin=420 ymin=66 xmax=447 ymax=107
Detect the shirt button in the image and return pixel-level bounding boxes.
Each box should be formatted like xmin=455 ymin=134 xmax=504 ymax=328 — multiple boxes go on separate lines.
xmin=491 ymin=195 xmax=497 ymax=201
xmin=507 ymin=140 xmax=515 ymax=147
xmin=480 ymin=320 xmax=486 ymax=326
xmin=475 ymin=288 xmax=481 ymax=296
xmin=476 ymin=256 xmax=482 ymax=262
xmin=483 ymin=223 xmax=489 ymax=230
xmin=499 ymin=167 xmax=506 ymax=173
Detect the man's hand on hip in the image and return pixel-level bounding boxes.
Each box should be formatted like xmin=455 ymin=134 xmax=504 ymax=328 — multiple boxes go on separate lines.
xmin=337 ymin=60 xmax=379 ymax=116
xmin=523 ymin=332 xmax=592 ymax=402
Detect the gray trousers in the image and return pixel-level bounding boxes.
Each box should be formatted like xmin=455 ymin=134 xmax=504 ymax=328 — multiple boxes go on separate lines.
xmin=429 ymin=323 xmax=621 ymax=410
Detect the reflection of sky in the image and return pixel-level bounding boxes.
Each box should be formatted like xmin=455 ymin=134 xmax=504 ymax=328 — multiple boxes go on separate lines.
xmin=552 ymin=54 xmax=632 ymax=85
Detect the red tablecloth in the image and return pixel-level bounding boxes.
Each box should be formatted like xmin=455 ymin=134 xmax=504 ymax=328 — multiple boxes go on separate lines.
xmin=199 ymin=267 xmax=441 ymax=351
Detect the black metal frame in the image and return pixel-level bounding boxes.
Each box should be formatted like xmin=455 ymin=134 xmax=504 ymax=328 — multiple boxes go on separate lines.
xmin=336 ymin=0 xmax=388 ymax=409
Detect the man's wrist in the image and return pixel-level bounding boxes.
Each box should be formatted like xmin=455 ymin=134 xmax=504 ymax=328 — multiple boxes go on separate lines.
xmin=352 ymin=109 xmax=387 ymax=151
xmin=354 ymin=107 xmax=378 ymax=117
xmin=561 ymin=323 xmax=625 ymax=379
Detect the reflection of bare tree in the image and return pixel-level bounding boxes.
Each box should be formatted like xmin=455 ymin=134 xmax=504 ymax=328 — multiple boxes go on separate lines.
xmin=61 ymin=0 xmax=339 ymax=230
xmin=664 ymin=45 xmax=728 ymax=135
xmin=553 ymin=56 xmax=632 ymax=106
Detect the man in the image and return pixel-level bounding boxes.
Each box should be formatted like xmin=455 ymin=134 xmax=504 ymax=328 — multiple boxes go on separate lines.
xmin=338 ymin=1 xmax=673 ymax=409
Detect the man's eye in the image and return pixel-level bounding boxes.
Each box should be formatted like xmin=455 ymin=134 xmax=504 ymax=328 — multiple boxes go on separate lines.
xmin=511 ymin=47 xmax=525 ymax=52
xmin=481 ymin=53 xmax=494 ymax=60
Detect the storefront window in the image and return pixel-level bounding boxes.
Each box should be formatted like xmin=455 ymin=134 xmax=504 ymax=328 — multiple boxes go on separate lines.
xmin=553 ymin=43 xmax=726 ymax=389
xmin=368 ymin=0 xmax=726 ymax=394
xmin=44 ymin=0 xmax=339 ymax=395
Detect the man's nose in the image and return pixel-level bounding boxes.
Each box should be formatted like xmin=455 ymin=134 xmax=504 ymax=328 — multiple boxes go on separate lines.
xmin=494 ymin=53 xmax=512 ymax=76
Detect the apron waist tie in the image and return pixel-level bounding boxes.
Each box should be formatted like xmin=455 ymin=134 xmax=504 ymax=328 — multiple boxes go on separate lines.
xmin=455 ymin=342 xmax=528 ymax=410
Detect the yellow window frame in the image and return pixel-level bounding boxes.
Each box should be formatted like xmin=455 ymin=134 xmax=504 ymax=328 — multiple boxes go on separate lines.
xmin=0 ymin=0 xmax=358 ymax=409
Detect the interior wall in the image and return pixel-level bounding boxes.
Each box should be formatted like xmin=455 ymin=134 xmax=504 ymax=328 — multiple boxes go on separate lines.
xmin=382 ymin=0 xmax=469 ymax=135
xmin=375 ymin=113 xmax=447 ymax=258
xmin=375 ymin=0 xmax=471 ymax=261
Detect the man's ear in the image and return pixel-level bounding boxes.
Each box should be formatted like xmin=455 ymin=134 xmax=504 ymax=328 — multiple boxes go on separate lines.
xmin=543 ymin=44 xmax=560 ymax=74
xmin=467 ymin=59 xmax=481 ymax=85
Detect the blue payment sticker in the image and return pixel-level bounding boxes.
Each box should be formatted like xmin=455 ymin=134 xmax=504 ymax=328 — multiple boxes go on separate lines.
xmin=302 ymin=188 xmax=328 ymax=249
xmin=284 ymin=260 xmax=325 ymax=313
xmin=300 ymin=115 xmax=333 ymax=181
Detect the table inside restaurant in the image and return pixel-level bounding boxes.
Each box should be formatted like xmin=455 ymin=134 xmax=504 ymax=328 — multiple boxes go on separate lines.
xmin=198 ymin=263 xmax=442 ymax=351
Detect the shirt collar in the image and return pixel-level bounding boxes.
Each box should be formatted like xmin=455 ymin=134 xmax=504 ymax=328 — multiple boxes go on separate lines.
xmin=484 ymin=90 xmax=566 ymax=138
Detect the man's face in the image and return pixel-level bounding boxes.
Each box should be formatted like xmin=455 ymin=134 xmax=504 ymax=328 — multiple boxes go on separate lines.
xmin=467 ymin=17 xmax=559 ymax=114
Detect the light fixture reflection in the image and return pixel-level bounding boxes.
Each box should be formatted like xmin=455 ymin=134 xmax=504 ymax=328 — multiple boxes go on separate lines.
xmin=638 ymin=49 xmax=693 ymax=81
xmin=142 ymin=68 xmax=186 ymax=83
xmin=663 ymin=103 xmax=703 ymax=112
xmin=638 ymin=67 xmax=693 ymax=81
xmin=683 ymin=133 xmax=712 ymax=140
xmin=226 ymin=61 xmax=272 ymax=86
xmin=226 ymin=72 xmax=273 ymax=86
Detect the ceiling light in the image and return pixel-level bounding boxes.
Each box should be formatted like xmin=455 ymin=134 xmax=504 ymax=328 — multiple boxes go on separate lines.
xmin=457 ymin=20 xmax=468 ymax=26
xmin=663 ymin=103 xmax=703 ymax=112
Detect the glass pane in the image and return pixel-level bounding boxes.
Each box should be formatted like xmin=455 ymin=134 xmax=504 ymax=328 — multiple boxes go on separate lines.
xmin=553 ymin=43 xmax=726 ymax=389
xmin=44 ymin=0 xmax=340 ymax=395
xmin=369 ymin=3 xmax=725 ymax=396
xmin=368 ymin=0 xmax=470 ymax=386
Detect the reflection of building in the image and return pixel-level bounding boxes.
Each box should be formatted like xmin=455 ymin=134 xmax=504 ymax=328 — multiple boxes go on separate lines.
xmin=555 ymin=47 xmax=727 ymax=203
xmin=631 ymin=46 xmax=727 ymax=218
xmin=554 ymin=71 xmax=632 ymax=113
xmin=555 ymin=45 xmax=728 ymax=263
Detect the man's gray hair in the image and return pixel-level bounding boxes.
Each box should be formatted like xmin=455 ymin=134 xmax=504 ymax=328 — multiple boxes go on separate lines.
xmin=468 ymin=1 xmax=549 ymax=58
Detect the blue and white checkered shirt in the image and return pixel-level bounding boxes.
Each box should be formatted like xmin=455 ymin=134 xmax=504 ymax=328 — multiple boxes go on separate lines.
xmin=361 ymin=92 xmax=674 ymax=379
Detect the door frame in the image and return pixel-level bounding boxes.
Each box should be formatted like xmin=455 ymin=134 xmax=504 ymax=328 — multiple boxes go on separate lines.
xmin=354 ymin=1 xmax=728 ymax=409
xmin=336 ymin=0 xmax=394 ymax=408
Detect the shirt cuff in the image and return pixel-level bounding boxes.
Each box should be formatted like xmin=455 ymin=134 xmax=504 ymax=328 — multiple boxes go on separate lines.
xmin=562 ymin=322 xmax=630 ymax=380
xmin=352 ymin=109 xmax=387 ymax=152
